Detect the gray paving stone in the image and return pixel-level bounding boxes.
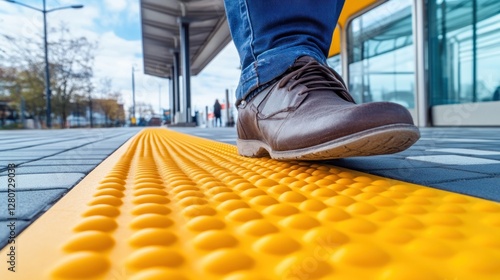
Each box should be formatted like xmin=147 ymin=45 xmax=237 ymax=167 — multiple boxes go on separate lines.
xmin=17 ymin=145 xmax=80 ymax=151
xmin=0 ymin=173 xmax=85 ymax=191
xmin=69 ymin=149 xmax=115 ymax=155
xmin=331 ymin=156 xmax=440 ymax=171
xmin=477 ymin=155 xmax=500 ymax=161
xmin=371 ymin=167 xmax=489 ymax=185
xmin=0 ymin=189 xmax=66 ymax=220
xmin=0 ymin=138 xmax=55 ymax=150
xmin=421 ymin=138 xmax=496 ymax=143
xmin=433 ymin=177 xmax=500 ymax=202
xmin=0 ymin=165 xmax=96 ymax=175
xmin=0 ymin=161 xmax=31 ymax=168
xmin=443 ymin=164 xmax=500 ymax=176
xmin=427 ymin=148 xmax=500 ymax=156
xmin=22 ymin=159 xmax=104 ymax=166
xmin=38 ymin=141 xmax=96 ymax=149
xmin=0 ymin=150 xmax=58 ymax=156
xmin=105 ymin=138 xmax=132 ymax=143
xmin=76 ymin=147 xmax=118 ymax=150
xmin=407 ymin=155 xmax=500 ymax=165
xmin=428 ymin=143 xmax=496 ymax=149
xmin=0 ymin=136 xmax=27 ymax=141
xmin=478 ymin=146 xmax=500 ymax=151
xmin=0 ymin=144 xmax=50 ymax=151
xmin=88 ymin=145 xmax=126 ymax=150
xmin=0 ymin=220 xmax=30 ymax=249
xmin=44 ymin=155 xmax=109 ymax=160
xmin=0 ymin=157 xmax=44 ymax=161
xmin=47 ymin=144 xmax=125 ymax=157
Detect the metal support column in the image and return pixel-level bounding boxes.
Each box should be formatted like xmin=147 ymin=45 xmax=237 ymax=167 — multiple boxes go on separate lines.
xmin=168 ymin=69 xmax=175 ymax=117
xmin=414 ymin=0 xmax=429 ymax=127
xmin=205 ymin=106 xmax=209 ymax=127
xmin=132 ymin=67 xmax=136 ymax=124
xmin=472 ymin=0 xmax=478 ymax=103
xmin=89 ymin=94 xmax=93 ymax=128
xmin=173 ymin=51 xmax=181 ymax=123
xmin=43 ymin=0 xmax=52 ymax=128
xmin=179 ymin=19 xmax=192 ymax=123
xmin=158 ymin=84 xmax=162 ymax=115
xmin=225 ymin=89 xmax=230 ymax=127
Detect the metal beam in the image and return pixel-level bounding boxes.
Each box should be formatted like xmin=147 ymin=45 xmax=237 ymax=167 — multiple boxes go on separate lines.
xmin=179 ymin=19 xmax=192 ymax=123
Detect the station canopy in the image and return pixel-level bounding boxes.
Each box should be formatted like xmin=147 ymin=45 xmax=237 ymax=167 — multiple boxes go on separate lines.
xmin=140 ymin=0 xmax=231 ymax=78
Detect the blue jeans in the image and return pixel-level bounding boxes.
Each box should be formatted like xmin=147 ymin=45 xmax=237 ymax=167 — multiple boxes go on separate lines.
xmin=223 ymin=0 xmax=346 ymax=101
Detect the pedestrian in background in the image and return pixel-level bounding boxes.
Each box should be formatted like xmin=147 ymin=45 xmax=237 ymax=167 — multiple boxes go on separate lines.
xmin=213 ymin=99 xmax=222 ymax=127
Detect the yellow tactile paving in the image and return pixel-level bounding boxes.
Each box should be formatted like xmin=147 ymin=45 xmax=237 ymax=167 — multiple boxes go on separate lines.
xmin=2 ymin=128 xmax=500 ymax=280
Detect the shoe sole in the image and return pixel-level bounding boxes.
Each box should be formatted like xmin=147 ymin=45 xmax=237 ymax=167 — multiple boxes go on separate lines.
xmin=237 ymin=124 xmax=420 ymax=161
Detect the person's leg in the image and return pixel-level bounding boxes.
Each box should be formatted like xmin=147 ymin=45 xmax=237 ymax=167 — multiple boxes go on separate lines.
xmin=224 ymin=1 xmax=420 ymax=160
xmin=224 ymin=0 xmax=345 ymax=102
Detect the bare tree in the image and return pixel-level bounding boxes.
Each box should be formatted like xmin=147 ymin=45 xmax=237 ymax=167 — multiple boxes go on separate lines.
xmin=1 ymin=35 xmax=46 ymax=122
xmin=95 ymin=77 xmax=125 ymax=127
xmin=1 ymin=23 xmax=97 ymax=128
xmin=51 ymin=25 xmax=96 ymax=128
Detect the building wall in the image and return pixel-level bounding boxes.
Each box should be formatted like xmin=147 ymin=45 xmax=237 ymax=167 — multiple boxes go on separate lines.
xmin=329 ymin=0 xmax=500 ymax=126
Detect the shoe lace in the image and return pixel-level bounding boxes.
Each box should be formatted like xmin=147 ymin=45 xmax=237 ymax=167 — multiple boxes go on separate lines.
xmin=278 ymin=60 xmax=355 ymax=103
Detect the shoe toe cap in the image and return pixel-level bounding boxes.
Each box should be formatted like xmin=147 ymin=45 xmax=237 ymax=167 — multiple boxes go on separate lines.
xmin=274 ymin=101 xmax=415 ymax=151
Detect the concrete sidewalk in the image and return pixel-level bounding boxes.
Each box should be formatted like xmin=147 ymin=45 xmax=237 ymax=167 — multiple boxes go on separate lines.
xmin=0 ymin=127 xmax=141 ymax=247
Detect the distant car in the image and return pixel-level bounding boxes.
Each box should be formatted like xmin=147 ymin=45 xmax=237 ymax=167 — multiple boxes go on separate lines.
xmin=148 ymin=117 xmax=162 ymax=126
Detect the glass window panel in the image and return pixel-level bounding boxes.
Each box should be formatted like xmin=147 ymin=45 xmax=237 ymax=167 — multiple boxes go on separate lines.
xmin=476 ymin=0 xmax=500 ymax=102
xmin=429 ymin=0 xmax=500 ymax=105
xmin=326 ymin=54 xmax=342 ymax=76
xmin=347 ymin=0 xmax=415 ymax=109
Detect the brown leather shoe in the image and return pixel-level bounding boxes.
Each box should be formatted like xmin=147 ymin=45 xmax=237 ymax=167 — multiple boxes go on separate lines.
xmin=236 ymin=56 xmax=420 ymax=160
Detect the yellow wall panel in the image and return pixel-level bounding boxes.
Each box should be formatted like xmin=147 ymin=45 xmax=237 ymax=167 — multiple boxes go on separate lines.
xmin=328 ymin=0 xmax=380 ymax=57
xmin=328 ymin=26 xmax=342 ymax=57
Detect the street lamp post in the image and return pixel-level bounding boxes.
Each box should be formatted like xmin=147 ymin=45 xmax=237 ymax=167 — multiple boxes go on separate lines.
xmin=158 ymin=84 xmax=161 ymax=116
xmin=131 ymin=66 xmax=136 ymax=125
xmin=4 ymin=0 xmax=83 ymax=128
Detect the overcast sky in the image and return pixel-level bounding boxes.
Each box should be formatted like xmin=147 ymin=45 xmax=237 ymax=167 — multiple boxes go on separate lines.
xmin=0 ymin=0 xmax=241 ymax=115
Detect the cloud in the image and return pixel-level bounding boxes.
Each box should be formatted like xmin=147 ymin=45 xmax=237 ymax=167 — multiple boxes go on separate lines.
xmin=104 ymin=0 xmax=127 ymax=13
xmin=127 ymin=0 xmax=140 ymax=21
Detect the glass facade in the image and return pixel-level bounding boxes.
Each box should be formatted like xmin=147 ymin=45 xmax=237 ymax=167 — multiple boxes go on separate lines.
xmin=326 ymin=54 xmax=342 ymax=76
xmin=347 ymin=0 xmax=415 ymax=110
xmin=429 ymin=0 xmax=500 ymax=105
